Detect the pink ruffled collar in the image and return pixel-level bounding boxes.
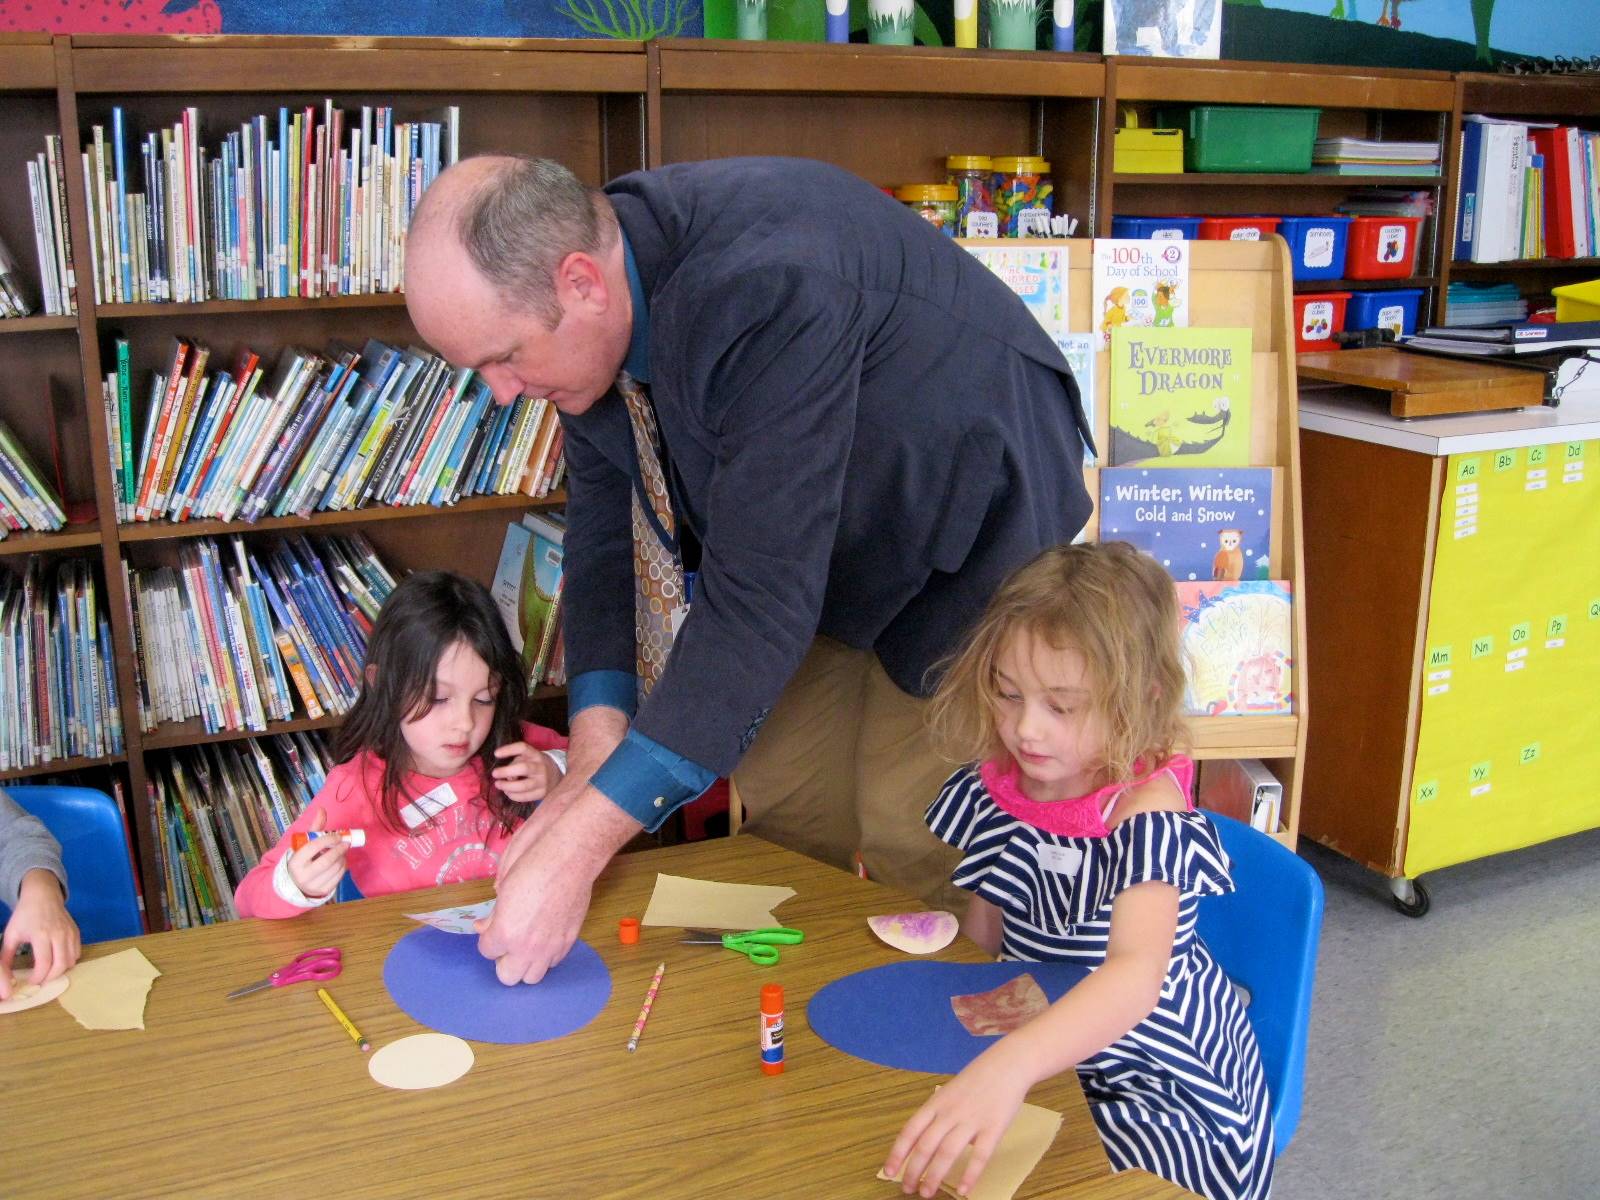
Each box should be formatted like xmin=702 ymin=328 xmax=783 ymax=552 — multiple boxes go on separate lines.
xmin=978 ymin=755 xmax=1196 ymax=838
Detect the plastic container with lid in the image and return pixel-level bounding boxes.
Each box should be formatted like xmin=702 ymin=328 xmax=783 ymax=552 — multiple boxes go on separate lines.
xmin=991 ymin=156 xmax=1054 ymax=237
xmin=1292 ymin=291 xmax=1352 ymax=353
xmin=895 ymin=184 xmax=959 ymax=237
xmin=1276 ymin=215 xmax=1351 ymax=281
xmin=946 ymin=155 xmax=997 ymax=238
xmin=1553 ymin=278 xmax=1600 ymax=321
xmin=1197 ymin=215 xmax=1282 ymax=242
xmin=1110 ymin=215 xmax=1203 ymax=241
xmin=1346 ymin=288 xmax=1424 ymax=338
xmin=1344 ymin=215 xmax=1423 ymax=280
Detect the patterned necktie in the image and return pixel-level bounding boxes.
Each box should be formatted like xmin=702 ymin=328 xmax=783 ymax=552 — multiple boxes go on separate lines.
xmin=616 ymin=371 xmax=685 ymax=698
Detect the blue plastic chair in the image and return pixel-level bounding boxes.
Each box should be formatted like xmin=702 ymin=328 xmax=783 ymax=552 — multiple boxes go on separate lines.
xmin=0 ymin=785 xmax=144 ymax=944
xmin=1195 ymin=811 xmax=1325 ymax=1155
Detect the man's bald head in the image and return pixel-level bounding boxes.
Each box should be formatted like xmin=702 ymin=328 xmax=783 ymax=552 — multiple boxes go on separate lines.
xmin=407 ymin=155 xmax=617 ymax=329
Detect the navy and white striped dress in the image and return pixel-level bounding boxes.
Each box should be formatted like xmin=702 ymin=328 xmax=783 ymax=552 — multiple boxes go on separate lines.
xmin=927 ymin=756 xmax=1274 ymax=1200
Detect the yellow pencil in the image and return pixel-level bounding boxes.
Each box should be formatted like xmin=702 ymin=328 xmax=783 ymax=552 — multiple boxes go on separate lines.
xmin=317 ymin=987 xmax=371 ymax=1052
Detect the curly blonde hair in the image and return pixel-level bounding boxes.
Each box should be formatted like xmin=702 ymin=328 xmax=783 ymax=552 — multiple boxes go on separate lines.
xmin=926 ymin=542 xmax=1188 ymax=787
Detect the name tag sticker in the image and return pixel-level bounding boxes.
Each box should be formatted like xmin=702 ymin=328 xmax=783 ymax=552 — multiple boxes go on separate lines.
xmin=1038 ymin=844 xmax=1085 ymax=876
xmin=399 ymin=782 xmax=461 ymax=830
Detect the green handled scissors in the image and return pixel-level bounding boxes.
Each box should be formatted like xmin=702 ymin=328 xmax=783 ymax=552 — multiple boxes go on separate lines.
xmin=681 ymin=927 xmax=805 ymax=966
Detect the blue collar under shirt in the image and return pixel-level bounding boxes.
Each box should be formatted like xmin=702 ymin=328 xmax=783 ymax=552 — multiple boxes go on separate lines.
xmin=622 ymin=233 xmax=651 ymax=384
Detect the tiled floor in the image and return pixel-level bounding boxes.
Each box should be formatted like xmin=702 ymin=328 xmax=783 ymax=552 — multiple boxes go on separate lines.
xmin=1270 ymin=826 xmax=1600 ymax=1199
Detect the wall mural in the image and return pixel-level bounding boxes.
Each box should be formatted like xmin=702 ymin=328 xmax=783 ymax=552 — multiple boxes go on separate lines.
xmin=0 ymin=0 xmax=1593 ymax=68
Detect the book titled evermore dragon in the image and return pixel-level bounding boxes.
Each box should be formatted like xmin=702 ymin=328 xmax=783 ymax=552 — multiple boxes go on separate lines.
xmin=1109 ymin=326 xmax=1251 ymax=467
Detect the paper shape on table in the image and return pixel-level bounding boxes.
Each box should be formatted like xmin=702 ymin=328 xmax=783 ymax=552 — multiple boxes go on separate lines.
xmin=867 ymin=911 xmax=958 ymax=955
xmin=369 ymin=1032 xmax=475 ymax=1090
xmin=950 ymin=973 xmax=1050 ymax=1036
xmin=57 ymin=947 xmax=160 ymax=1031
xmin=0 ymin=970 xmax=69 ymax=1015
xmin=384 ymin=927 xmax=611 ymax=1045
xmin=809 ymin=961 xmax=1089 ymax=1075
xmin=877 ymin=1095 xmax=1063 ymax=1200
xmin=405 ymin=899 xmax=496 ymax=934
xmin=640 ymin=873 xmax=796 ymax=930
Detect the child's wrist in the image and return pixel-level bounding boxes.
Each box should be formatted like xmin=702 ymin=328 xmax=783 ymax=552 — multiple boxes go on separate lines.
xmin=18 ymin=868 xmax=65 ymax=903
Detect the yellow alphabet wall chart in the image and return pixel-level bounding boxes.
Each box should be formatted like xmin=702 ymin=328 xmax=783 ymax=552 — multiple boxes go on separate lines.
xmin=1406 ymin=438 xmax=1600 ymax=876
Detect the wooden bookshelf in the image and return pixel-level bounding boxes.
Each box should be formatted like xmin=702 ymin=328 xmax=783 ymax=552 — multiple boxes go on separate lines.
xmin=0 ymin=751 xmax=127 ymax=784
xmin=0 ymin=34 xmax=646 ymax=927
xmin=116 ymin=491 xmax=563 ymax=544
xmin=1102 ymin=58 xmax=1457 ymax=336
xmin=1437 ymin=73 xmax=1600 ymax=320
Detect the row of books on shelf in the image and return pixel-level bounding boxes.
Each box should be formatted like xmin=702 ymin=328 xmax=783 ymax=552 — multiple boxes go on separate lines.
xmin=84 ymin=102 xmax=457 ymax=306
xmin=0 ymin=417 xmax=69 ymax=535
xmin=148 ymin=731 xmax=334 ymax=929
xmin=493 ymin=510 xmax=569 ymax=691
xmin=1456 ymin=115 xmax=1600 ymax=263
xmin=106 ymin=335 xmax=566 ymax=526
xmin=125 ymin=532 xmax=394 ymax=735
xmin=1 ymin=136 xmax=76 ymax=318
xmin=1 ymin=556 xmax=124 ymax=772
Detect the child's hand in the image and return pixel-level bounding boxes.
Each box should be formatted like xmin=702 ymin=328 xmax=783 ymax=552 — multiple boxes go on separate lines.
xmin=286 ymin=808 xmax=349 ymax=900
xmin=884 ymin=1043 xmax=1034 ymax=1198
xmin=0 ymin=868 xmax=81 ymax=1000
xmin=491 ymin=742 xmax=559 ymax=805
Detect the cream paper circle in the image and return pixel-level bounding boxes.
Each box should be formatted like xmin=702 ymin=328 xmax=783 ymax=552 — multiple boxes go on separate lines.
xmin=368 ymin=1033 xmax=475 ymax=1090
xmin=0 ymin=970 xmax=69 ymax=1015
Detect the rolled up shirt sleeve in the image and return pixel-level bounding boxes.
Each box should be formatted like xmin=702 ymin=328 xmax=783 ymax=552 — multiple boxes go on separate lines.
xmin=568 ymin=669 xmax=638 ymax=721
xmin=589 ymin=728 xmax=718 ymax=833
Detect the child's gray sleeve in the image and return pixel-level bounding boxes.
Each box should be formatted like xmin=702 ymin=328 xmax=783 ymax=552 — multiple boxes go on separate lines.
xmin=0 ymin=789 xmax=67 ymax=908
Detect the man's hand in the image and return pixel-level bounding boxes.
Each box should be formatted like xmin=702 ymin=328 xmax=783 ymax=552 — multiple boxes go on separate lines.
xmin=476 ymin=785 xmax=642 ymax=985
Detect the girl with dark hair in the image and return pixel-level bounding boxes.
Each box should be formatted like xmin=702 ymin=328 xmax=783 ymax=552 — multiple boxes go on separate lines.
xmin=235 ymin=571 xmax=567 ymax=919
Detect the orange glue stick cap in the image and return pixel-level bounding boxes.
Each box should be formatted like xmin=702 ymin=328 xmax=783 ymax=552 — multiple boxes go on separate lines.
xmin=290 ymin=828 xmax=366 ymax=851
xmin=618 ymin=917 xmax=641 ymax=945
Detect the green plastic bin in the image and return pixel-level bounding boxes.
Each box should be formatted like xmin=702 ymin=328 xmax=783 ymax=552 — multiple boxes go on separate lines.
xmin=1161 ymin=106 xmax=1321 ymax=174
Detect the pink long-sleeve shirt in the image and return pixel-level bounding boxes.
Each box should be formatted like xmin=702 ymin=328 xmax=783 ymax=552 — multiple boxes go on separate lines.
xmin=235 ymin=722 xmax=567 ymax=919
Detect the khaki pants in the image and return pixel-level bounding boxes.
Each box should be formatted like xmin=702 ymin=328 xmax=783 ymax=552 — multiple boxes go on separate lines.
xmin=731 ymin=637 xmax=966 ymax=912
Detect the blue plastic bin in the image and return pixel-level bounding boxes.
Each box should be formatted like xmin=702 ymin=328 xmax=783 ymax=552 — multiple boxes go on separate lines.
xmin=1110 ymin=215 xmax=1204 ymax=241
xmin=1345 ymin=288 xmax=1424 ymax=338
xmin=1276 ymin=215 xmax=1351 ymax=281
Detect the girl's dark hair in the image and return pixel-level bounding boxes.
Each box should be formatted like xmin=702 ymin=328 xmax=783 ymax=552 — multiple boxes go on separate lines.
xmin=336 ymin=570 xmax=529 ymax=835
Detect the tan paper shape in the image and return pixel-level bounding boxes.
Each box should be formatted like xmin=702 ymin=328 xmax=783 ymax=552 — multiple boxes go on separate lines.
xmin=0 ymin=970 xmax=70 ymax=1015
xmin=867 ymin=911 xmax=959 ymax=955
xmin=640 ymin=873 xmax=796 ymax=930
xmin=877 ymin=1097 xmax=1064 ymax=1200
xmin=950 ymin=974 xmax=1050 ymax=1037
xmin=57 ymin=947 xmax=161 ymax=1031
xmin=369 ymin=1033 xmax=475 ymax=1090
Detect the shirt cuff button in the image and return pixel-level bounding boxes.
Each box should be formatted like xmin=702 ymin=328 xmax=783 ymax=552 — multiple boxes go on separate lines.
xmin=653 ymin=796 xmax=665 ymax=808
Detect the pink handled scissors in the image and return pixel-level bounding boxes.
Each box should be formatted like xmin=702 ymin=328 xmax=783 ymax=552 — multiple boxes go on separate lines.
xmin=226 ymin=946 xmax=343 ymax=999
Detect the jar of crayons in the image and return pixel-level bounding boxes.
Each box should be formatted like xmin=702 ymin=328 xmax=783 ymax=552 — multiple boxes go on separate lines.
xmin=945 ymin=155 xmax=997 ymax=238
xmin=992 ymin=156 xmax=1054 ymax=237
xmin=894 ymin=184 xmax=959 ymax=237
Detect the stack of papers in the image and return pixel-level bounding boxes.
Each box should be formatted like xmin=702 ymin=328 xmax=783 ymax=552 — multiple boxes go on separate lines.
xmin=1313 ymin=137 xmax=1440 ymax=177
xmin=1443 ymin=283 xmax=1529 ymax=327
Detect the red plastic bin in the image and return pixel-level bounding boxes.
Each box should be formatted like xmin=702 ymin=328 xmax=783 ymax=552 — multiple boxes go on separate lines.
xmin=1344 ymin=215 xmax=1422 ymax=280
xmin=1292 ymin=291 xmax=1351 ymax=353
xmin=1197 ymin=216 xmax=1282 ymax=242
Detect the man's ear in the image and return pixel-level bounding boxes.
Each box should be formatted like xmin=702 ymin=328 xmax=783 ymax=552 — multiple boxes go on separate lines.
xmin=556 ymin=250 xmax=608 ymax=310
xmin=364 ymin=664 xmax=378 ymax=686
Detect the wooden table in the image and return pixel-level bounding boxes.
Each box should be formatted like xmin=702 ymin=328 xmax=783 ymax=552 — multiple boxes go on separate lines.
xmin=4 ymin=836 xmax=1197 ymax=1199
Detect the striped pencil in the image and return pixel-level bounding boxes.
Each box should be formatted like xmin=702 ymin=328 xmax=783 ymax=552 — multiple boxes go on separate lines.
xmin=626 ymin=962 xmax=667 ymax=1053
